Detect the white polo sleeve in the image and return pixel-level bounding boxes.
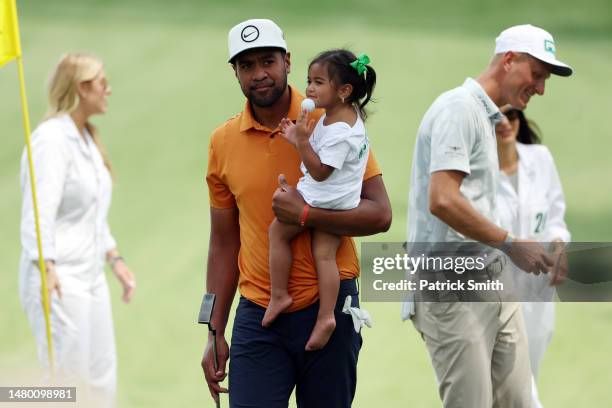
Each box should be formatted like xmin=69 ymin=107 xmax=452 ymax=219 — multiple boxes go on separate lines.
xmin=317 ymin=122 xmax=352 ymax=170
xmin=429 ymin=105 xmax=475 ymax=175
xmin=102 ymin=221 xmax=118 ymax=254
xmin=20 ymin=130 xmax=69 ymax=262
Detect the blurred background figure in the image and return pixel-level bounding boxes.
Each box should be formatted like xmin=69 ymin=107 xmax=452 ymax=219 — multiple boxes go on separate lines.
xmin=496 ymin=107 xmax=571 ymax=408
xmin=19 ymin=52 xmax=136 ymax=407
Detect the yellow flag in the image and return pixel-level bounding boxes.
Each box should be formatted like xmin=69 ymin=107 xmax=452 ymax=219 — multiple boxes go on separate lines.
xmin=0 ymin=0 xmax=21 ymax=67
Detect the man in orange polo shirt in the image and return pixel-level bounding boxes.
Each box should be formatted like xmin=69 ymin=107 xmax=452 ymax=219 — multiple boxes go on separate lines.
xmin=201 ymin=19 xmax=391 ymax=408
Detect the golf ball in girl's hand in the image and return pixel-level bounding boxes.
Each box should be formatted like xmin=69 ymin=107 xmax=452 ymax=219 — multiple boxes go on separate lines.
xmin=301 ymin=98 xmax=315 ymax=113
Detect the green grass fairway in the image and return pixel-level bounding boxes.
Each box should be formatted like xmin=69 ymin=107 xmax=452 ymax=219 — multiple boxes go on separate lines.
xmin=1 ymin=1 xmax=611 ymax=407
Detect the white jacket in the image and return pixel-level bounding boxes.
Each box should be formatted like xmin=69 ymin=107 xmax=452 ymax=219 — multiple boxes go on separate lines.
xmin=497 ymin=142 xmax=570 ymax=303
xmin=19 ymin=114 xmax=116 ymax=303
xmin=497 ymin=143 xmax=570 ymax=243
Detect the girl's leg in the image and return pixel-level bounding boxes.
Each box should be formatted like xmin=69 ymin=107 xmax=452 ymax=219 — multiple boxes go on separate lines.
xmin=305 ymin=230 xmax=341 ymax=351
xmin=263 ymin=218 xmax=303 ymax=327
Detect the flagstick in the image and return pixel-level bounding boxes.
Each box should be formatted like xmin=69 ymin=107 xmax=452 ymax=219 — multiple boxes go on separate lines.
xmin=8 ymin=0 xmax=55 ymax=376
xmin=16 ymin=53 xmax=56 ymax=375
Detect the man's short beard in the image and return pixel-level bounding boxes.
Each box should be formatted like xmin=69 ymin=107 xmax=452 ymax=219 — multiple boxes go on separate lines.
xmin=248 ymin=77 xmax=288 ymax=108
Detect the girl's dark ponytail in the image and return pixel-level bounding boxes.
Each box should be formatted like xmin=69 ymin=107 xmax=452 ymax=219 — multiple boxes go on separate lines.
xmin=359 ymin=64 xmax=377 ymax=116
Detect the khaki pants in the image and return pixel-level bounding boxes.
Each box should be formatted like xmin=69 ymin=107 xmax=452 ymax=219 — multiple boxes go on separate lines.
xmin=413 ymin=301 xmax=531 ymax=408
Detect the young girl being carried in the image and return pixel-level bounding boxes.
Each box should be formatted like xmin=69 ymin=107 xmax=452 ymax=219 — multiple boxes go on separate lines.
xmin=263 ymin=49 xmax=376 ymax=350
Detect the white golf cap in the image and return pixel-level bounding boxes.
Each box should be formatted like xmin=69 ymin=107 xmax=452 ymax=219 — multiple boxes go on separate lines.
xmin=495 ymin=24 xmax=573 ymax=77
xmin=227 ymin=19 xmax=287 ymax=63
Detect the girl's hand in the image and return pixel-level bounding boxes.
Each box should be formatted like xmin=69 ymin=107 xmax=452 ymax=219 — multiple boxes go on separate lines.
xmin=112 ymin=260 xmax=136 ymax=303
xmin=280 ymin=110 xmax=315 ymax=147
xmin=294 ymin=109 xmax=315 ymax=145
xmin=279 ymin=117 xmax=297 ymax=146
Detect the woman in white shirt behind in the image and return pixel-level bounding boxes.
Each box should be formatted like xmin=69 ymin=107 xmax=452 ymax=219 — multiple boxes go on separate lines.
xmin=496 ymin=108 xmax=570 ymax=408
xmin=20 ymin=52 xmax=135 ymax=407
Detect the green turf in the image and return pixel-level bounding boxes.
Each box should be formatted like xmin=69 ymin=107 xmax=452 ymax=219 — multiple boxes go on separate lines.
xmin=1 ymin=1 xmax=611 ymax=407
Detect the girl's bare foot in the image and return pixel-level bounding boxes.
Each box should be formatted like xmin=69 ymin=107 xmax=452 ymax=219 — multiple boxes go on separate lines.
xmin=305 ymin=315 xmax=336 ymax=350
xmin=262 ymin=295 xmax=293 ymax=327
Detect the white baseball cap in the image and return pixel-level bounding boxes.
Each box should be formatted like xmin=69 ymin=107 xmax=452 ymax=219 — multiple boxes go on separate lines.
xmin=227 ymin=19 xmax=287 ymax=63
xmin=495 ymin=24 xmax=573 ymax=77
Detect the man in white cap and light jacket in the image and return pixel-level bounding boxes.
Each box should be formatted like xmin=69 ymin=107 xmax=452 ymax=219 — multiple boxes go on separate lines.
xmin=403 ymin=24 xmax=572 ymax=407
xmin=200 ymin=18 xmax=391 ymax=408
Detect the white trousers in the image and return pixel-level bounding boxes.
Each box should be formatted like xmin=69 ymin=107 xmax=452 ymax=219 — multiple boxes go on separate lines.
xmin=522 ymin=301 xmax=555 ymax=408
xmin=20 ymin=260 xmax=117 ymax=408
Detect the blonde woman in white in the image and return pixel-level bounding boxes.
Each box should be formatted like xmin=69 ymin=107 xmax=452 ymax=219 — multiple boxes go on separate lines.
xmin=19 ymin=53 xmax=135 ymax=407
xmin=496 ymin=107 xmax=570 ymax=408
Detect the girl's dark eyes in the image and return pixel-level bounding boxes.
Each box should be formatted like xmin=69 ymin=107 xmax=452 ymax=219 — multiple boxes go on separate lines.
xmin=306 ymin=79 xmax=325 ymax=85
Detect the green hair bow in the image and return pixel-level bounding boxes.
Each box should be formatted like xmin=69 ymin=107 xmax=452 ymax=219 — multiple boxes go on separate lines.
xmin=350 ymin=53 xmax=370 ymax=75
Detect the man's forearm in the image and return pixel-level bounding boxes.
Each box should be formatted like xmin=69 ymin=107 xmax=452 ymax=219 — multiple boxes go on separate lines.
xmin=272 ymin=175 xmax=391 ymax=237
xmin=306 ymin=176 xmax=392 ymax=237
xmin=306 ymin=199 xmax=389 ymax=236
xmin=206 ymin=207 xmax=241 ymax=336
xmin=206 ymin=247 xmax=239 ymax=336
xmin=431 ymin=193 xmax=507 ymax=245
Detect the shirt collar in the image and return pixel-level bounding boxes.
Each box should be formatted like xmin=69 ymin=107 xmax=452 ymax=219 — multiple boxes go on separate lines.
xmin=239 ymin=85 xmax=304 ymax=133
xmin=463 ymin=78 xmax=503 ymax=125
xmin=56 ymin=113 xmax=92 ymax=157
xmin=57 ymin=113 xmax=81 ymax=139
xmin=516 ymin=142 xmax=536 ymax=171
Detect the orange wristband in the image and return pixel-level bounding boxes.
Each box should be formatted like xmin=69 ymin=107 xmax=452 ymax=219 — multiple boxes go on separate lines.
xmin=299 ymin=204 xmax=310 ymax=227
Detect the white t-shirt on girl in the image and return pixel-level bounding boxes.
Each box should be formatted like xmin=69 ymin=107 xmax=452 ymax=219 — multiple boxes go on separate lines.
xmin=297 ymin=113 xmax=369 ymax=210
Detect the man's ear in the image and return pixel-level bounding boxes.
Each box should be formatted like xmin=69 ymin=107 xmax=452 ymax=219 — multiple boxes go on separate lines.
xmin=285 ymin=51 xmax=291 ymax=75
xmin=231 ymin=63 xmax=242 ymax=86
xmin=502 ymin=51 xmax=520 ymax=73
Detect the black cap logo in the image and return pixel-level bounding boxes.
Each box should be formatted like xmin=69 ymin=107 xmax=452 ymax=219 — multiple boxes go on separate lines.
xmin=241 ymin=25 xmax=259 ymax=43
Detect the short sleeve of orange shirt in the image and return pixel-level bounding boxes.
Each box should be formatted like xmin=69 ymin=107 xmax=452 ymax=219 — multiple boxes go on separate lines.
xmin=206 ymin=86 xmax=382 ymax=311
